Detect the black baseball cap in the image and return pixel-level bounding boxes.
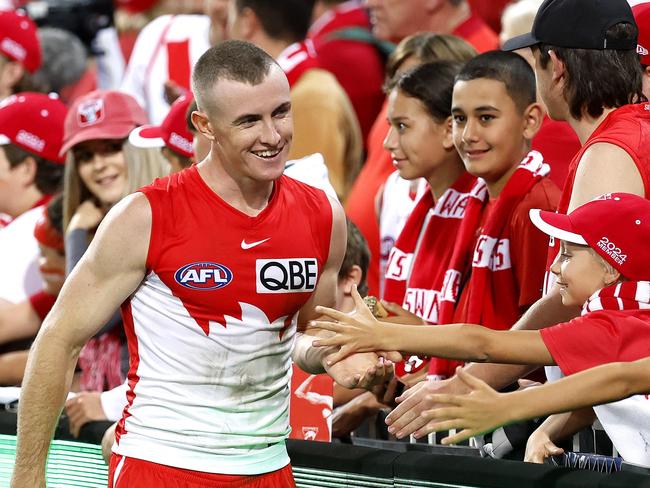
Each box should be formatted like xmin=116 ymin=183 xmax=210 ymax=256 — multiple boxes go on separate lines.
xmin=502 ymin=0 xmax=637 ymax=51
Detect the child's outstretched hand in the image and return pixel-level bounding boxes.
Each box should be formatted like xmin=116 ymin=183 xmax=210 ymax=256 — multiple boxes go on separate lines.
xmin=310 ymin=285 xmax=388 ymax=365
xmin=419 ymin=367 xmax=510 ymax=445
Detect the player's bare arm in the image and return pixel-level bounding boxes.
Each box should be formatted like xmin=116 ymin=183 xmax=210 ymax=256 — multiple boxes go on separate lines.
xmin=292 ymin=195 xmax=394 ymax=389
xmin=11 ymin=193 xmax=151 ymax=488
xmin=311 ymin=286 xmax=554 ymax=367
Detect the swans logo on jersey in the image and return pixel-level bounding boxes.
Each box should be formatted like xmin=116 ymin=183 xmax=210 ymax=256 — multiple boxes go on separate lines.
xmin=174 ymin=262 xmax=233 ymax=290
xmin=256 ymin=258 xmax=318 ymax=294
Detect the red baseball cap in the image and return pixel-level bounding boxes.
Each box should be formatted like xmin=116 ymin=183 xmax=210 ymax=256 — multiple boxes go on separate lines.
xmin=0 ymin=10 xmax=41 ymax=73
xmin=633 ymin=2 xmax=650 ymax=65
xmin=60 ymin=90 xmax=147 ymax=156
xmin=33 ymin=206 xmax=63 ymax=251
xmin=128 ymin=93 xmax=194 ymax=158
xmin=530 ymin=193 xmax=650 ymax=280
xmin=0 ymin=92 xmax=67 ymax=163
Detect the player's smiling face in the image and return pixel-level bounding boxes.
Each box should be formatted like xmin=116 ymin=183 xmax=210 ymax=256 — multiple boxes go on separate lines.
xmin=209 ymin=66 xmax=293 ymax=184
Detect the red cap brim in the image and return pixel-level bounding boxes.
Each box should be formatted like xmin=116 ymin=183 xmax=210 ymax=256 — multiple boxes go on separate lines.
xmin=529 ymin=209 xmax=588 ymax=245
xmin=59 ymin=122 xmax=138 ymax=156
xmin=128 ymin=125 xmax=165 ymax=149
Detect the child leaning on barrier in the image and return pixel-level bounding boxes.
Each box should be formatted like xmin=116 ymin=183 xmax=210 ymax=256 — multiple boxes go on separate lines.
xmin=311 ymin=193 xmax=650 ymax=466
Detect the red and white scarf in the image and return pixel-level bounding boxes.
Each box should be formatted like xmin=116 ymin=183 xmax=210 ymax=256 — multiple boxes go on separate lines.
xmin=582 ymin=281 xmax=650 ymax=315
xmin=430 ymin=151 xmax=550 ymax=377
xmin=383 ymin=172 xmax=477 ymax=323
xmin=276 ymin=40 xmax=321 ymax=88
xmin=78 ymin=329 xmax=124 ymax=392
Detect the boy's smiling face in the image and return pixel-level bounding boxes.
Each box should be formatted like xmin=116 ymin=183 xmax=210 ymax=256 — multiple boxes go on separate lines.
xmin=550 ymin=241 xmax=617 ymax=306
xmin=451 ymin=78 xmax=538 ymax=196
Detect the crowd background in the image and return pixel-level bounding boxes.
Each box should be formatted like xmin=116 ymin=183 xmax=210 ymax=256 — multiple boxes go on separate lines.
xmin=2 ymin=0 xmax=650 ymax=476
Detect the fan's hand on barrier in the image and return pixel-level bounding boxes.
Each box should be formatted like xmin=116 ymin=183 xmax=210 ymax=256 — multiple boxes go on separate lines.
xmin=525 ymin=429 xmax=564 ymax=463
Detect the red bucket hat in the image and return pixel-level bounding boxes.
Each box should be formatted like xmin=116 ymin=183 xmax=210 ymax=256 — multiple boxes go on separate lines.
xmin=60 ymin=90 xmax=147 ymax=156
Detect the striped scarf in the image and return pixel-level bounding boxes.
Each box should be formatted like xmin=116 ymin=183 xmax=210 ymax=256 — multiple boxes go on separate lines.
xmin=582 ymin=281 xmax=650 ymax=315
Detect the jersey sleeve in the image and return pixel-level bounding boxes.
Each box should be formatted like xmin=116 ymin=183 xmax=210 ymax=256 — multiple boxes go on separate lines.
xmin=540 ymin=311 xmax=650 ymax=375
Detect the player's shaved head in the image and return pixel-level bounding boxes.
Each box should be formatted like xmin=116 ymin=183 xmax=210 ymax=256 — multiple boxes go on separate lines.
xmin=191 ymin=40 xmax=279 ymax=116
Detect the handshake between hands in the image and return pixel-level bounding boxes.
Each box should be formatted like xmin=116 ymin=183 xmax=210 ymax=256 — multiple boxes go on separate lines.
xmin=310 ymin=286 xmax=516 ymax=446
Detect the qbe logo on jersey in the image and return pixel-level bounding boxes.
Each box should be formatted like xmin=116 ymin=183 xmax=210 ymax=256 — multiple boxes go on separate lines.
xmin=256 ymin=258 xmax=318 ymax=294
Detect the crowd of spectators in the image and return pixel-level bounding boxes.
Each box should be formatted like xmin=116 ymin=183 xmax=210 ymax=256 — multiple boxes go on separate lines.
xmin=2 ymin=0 xmax=650 ymax=481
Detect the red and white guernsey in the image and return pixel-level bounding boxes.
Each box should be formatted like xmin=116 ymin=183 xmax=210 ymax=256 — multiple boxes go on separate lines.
xmin=114 ymin=165 xmax=332 ymax=474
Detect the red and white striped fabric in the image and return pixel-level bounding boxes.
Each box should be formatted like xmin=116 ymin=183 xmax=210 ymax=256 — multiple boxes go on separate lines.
xmin=582 ymin=281 xmax=650 ymax=314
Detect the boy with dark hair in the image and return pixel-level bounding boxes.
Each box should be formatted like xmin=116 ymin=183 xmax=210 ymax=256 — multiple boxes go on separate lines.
xmin=423 ymin=50 xmax=559 ymax=378
xmin=229 ymin=0 xmax=363 ymax=200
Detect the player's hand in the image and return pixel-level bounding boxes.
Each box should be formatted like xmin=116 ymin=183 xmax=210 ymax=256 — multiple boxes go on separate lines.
xmin=67 ymin=200 xmax=104 ymax=232
xmin=326 ymin=352 xmax=394 ymax=390
xmin=385 ymin=374 xmax=468 ymax=439
xmin=419 ymin=367 xmax=509 ymax=445
xmin=332 ymin=391 xmax=384 ymax=438
xmin=311 ymin=286 xmax=389 ymax=364
xmin=380 ymin=301 xmax=427 ymax=325
xmin=524 ymin=428 xmax=565 ymax=463
xmin=64 ymin=392 xmax=108 ymax=438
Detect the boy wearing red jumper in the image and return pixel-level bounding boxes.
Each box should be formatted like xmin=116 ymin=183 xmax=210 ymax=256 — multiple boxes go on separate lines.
xmin=428 ymin=50 xmax=559 ymax=378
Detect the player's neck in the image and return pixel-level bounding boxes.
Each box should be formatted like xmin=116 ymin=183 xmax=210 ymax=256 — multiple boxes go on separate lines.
xmin=196 ymin=160 xmax=274 ymax=217
xmin=568 ymin=107 xmax=617 ymax=145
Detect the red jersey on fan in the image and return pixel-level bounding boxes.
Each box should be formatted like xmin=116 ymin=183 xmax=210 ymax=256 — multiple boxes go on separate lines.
xmin=308 ymin=0 xmax=385 ymax=143
xmin=452 ymin=12 xmax=499 ymax=53
xmin=344 ymin=102 xmax=393 ymax=296
xmin=532 ymin=116 xmax=581 ymax=190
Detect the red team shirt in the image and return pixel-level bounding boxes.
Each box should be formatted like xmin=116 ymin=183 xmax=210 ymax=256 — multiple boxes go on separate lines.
xmin=113 ymin=166 xmax=332 ymax=475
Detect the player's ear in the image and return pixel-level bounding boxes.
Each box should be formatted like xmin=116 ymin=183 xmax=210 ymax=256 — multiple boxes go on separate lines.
xmin=191 ymin=110 xmax=215 ymax=142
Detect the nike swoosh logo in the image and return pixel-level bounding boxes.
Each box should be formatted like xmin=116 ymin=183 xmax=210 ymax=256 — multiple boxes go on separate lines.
xmin=241 ymin=238 xmax=270 ymax=250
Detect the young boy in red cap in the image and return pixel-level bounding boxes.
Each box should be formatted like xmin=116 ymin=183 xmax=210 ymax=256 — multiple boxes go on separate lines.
xmin=0 ymin=92 xmax=67 ymax=306
xmin=0 ymin=10 xmax=42 ymax=101
xmin=312 ymin=192 xmax=650 ymax=466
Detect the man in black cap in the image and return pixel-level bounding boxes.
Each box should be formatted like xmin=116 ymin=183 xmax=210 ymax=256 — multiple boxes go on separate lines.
xmin=385 ymin=0 xmax=650 ymax=463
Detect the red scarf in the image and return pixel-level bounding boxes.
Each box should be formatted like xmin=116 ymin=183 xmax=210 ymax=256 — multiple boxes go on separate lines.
xmin=383 ymin=172 xmax=477 ymax=323
xmin=78 ymin=328 xmax=124 ymax=392
xmin=429 ymin=151 xmax=550 ymax=378
xmin=276 ymin=41 xmax=321 ymax=88
xmin=582 ymin=281 xmax=650 ymax=315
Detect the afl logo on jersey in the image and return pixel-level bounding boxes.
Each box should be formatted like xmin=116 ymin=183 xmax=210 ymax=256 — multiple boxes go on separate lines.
xmin=174 ymin=262 xmax=233 ymax=290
